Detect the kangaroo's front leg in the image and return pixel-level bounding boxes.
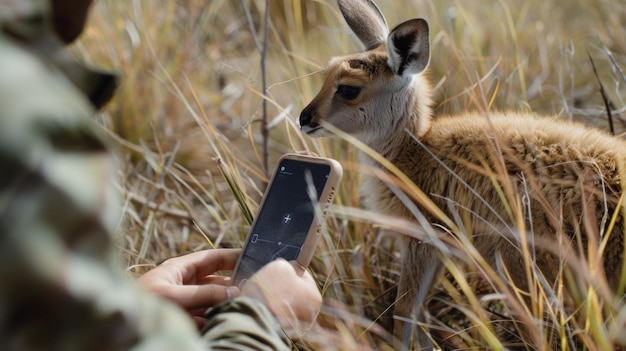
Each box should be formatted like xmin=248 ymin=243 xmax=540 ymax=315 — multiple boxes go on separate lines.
xmin=393 ymin=238 xmax=443 ymax=349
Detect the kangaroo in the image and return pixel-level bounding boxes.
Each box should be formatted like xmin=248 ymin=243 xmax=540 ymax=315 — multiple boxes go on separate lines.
xmin=300 ymin=0 xmax=626 ymax=348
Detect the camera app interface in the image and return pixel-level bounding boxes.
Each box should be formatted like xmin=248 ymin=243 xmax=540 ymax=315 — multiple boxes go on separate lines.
xmin=234 ymin=158 xmax=331 ymax=287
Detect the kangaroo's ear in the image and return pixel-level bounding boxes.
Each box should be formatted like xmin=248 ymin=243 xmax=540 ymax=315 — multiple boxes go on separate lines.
xmin=387 ymin=18 xmax=430 ymax=77
xmin=338 ymin=0 xmax=389 ymax=50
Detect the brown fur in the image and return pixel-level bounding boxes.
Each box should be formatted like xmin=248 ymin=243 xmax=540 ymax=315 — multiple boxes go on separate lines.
xmin=300 ymin=0 xmax=626 ymax=347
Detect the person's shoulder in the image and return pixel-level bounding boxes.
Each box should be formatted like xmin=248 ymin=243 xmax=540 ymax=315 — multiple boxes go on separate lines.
xmin=0 ymin=0 xmax=49 ymax=40
xmin=1 ymin=34 xmax=104 ymax=159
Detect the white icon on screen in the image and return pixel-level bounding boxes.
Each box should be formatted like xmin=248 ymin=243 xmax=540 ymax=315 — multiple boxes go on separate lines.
xmin=283 ymin=214 xmax=292 ymax=223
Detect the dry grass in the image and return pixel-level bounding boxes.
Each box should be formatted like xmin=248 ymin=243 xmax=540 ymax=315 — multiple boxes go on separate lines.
xmin=75 ymin=0 xmax=626 ymax=349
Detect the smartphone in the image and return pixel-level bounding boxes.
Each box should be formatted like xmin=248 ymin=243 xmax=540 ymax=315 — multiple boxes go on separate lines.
xmin=232 ymin=153 xmax=343 ymax=288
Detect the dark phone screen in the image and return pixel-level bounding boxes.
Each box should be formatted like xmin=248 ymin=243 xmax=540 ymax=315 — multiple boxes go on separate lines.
xmin=233 ymin=158 xmax=332 ymax=287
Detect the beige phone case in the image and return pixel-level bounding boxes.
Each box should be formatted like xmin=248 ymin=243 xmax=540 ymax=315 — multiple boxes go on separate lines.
xmin=284 ymin=154 xmax=343 ymax=267
xmin=232 ymin=153 xmax=343 ymax=283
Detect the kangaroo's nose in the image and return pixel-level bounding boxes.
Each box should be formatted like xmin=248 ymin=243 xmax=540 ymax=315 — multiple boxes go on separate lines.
xmin=299 ymin=106 xmax=320 ymax=134
xmin=299 ymin=106 xmax=312 ymax=128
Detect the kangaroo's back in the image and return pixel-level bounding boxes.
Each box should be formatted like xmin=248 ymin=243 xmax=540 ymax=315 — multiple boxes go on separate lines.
xmin=379 ymin=112 xmax=625 ymax=227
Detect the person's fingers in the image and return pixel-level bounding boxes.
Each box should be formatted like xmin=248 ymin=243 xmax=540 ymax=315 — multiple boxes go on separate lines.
xmin=240 ymin=259 xmax=321 ymax=337
xmin=158 ymin=283 xmax=240 ymax=310
xmin=193 ymin=248 xmax=240 ymax=276
xmin=196 ymin=275 xmax=232 ymax=286
xmin=191 ymin=315 xmax=208 ymax=330
xmin=289 ymin=261 xmax=308 ymax=277
xmin=160 ymin=249 xmax=241 ymax=283
xmin=189 ymin=307 xmax=210 ymax=318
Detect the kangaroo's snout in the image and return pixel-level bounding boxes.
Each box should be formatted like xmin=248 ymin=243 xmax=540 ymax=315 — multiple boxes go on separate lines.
xmin=299 ymin=105 xmax=321 ymax=134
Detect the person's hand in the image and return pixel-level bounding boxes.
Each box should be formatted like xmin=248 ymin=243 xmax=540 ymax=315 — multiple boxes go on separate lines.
xmin=138 ymin=249 xmax=241 ymax=328
xmin=240 ymin=259 xmax=322 ymax=337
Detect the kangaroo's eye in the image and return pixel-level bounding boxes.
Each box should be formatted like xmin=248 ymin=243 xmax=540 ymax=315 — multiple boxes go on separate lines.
xmin=337 ymin=85 xmax=361 ymax=100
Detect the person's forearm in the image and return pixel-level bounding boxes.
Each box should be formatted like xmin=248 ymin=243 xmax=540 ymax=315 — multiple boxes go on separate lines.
xmin=201 ymin=297 xmax=291 ymax=351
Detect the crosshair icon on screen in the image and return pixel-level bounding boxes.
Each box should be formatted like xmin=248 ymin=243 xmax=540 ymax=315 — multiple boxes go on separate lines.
xmin=283 ymin=214 xmax=292 ymax=223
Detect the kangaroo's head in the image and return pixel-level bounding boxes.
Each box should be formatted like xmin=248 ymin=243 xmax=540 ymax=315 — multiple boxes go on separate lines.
xmin=299 ymin=0 xmax=433 ymax=147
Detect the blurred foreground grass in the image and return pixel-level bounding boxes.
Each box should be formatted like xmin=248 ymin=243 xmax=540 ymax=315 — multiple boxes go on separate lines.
xmin=76 ymin=0 xmax=626 ymax=349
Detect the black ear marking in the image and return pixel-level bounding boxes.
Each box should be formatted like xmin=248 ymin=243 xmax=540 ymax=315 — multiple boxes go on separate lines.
xmin=387 ymin=19 xmax=430 ymax=77
xmin=392 ymin=32 xmax=419 ymax=76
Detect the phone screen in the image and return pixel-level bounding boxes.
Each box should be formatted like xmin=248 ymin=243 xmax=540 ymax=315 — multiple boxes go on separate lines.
xmin=233 ymin=158 xmax=332 ymax=287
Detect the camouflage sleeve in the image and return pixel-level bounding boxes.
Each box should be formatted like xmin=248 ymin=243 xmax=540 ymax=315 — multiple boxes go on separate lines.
xmin=0 ymin=32 xmax=205 ymax=349
xmin=0 ymin=9 xmax=290 ymax=350
xmin=201 ymin=297 xmax=292 ymax=351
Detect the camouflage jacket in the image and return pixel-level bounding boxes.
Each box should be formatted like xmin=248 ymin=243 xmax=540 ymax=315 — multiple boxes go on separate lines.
xmin=0 ymin=1 xmax=290 ymax=350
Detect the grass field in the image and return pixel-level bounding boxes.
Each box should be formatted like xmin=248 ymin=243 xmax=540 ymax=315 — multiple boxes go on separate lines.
xmin=77 ymin=0 xmax=625 ymax=349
